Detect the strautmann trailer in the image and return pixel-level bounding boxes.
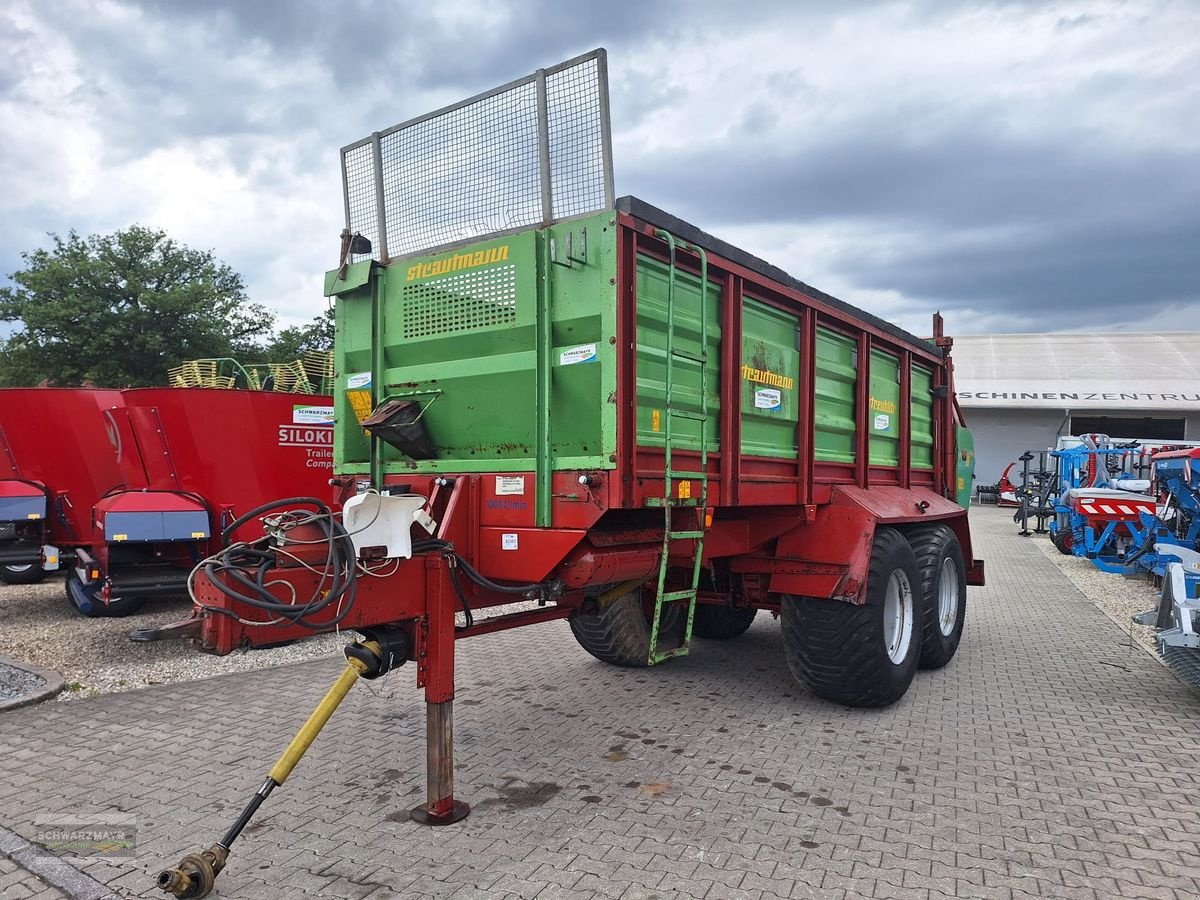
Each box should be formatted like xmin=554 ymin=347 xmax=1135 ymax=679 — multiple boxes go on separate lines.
xmin=157 ymin=50 xmax=982 ymax=897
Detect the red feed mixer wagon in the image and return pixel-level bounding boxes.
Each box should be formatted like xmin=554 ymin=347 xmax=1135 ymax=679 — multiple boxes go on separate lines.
xmin=0 ymin=388 xmax=125 ymax=584
xmin=0 ymin=386 xmax=336 ymax=617
xmin=152 ymin=52 xmax=984 ymax=896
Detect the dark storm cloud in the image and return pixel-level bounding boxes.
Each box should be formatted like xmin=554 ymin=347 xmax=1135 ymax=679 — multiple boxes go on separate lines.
xmin=1 ymin=0 xmax=1196 ymax=334
xmin=620 ymin=103 xmax=1199 ymax=328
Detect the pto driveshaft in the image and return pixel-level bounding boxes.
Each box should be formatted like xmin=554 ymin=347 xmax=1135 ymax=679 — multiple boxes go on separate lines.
xmin=155 ymin=629 xmax=409 ymax=898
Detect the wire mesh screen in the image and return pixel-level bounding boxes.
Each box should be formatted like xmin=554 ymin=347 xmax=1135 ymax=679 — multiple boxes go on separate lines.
xmin=342 ymin=49 xmax=613 ymax=262
xmin=342 ymin=142 xmax=379 ymax=265
xmin=546 ymin=55 xmax=609 ymax=220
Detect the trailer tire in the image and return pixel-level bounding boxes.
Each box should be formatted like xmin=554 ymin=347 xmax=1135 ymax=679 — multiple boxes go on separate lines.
xmin=780 ymin=527 xmax=920 ymax=708
xmin=65 ymin=571 xmax=144 ymax=618
xmin=568 ymin=586 xmax=683 ymax=667
xmin=0 ymin=563 xmax=46 ymax=585
xmin=692 ymin=605 xmax=757 ymax=640
xmin=907 ymin=525 xmax=967 ymax=670
xmin=1051 ymin=528 xmax=1074 ymax=555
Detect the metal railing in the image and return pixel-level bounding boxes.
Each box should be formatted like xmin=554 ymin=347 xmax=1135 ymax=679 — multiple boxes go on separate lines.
xmin=342 ymin=48 xmax=614 ymax=263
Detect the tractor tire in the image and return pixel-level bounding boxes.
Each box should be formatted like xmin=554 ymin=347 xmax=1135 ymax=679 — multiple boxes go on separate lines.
xmin=907 ymin=525 xmax=967 ymax=670
xmin=0 ymin=562 xmax=46 ymax=585
xmin=781 ymin=527 xmax=921 ymax=708
xmin=1051 ymin=528 xmax=1074 ymax=555
xmin=65 ymin=571 xmax=144 ymax=618
xmin=692 ymin=605 xmax=757 ymax=640
xmin=568 ymin=586 xmax=683 ymax=667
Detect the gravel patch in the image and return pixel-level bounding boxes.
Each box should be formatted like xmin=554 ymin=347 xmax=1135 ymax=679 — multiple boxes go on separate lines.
xmin=0 ymin=578 xmax=347 ymax=701
xmin=0 ymin=659 xmax=46 ymax=701
xmin=1031 ymin=529 xmax=1164 ymax=658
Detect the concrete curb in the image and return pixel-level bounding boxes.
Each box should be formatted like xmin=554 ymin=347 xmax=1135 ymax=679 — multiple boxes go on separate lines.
xmin=0 ymin=653 xmax=65 ymax=712
xmin=0 ymin=825 xmax=123 ymax=900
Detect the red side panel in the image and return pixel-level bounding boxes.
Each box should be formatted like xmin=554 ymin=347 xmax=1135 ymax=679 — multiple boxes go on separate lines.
xmin=0 ymin=388 xmax=129 ymax=546
xmin=119 ymin=388 xmax=337 ymax=542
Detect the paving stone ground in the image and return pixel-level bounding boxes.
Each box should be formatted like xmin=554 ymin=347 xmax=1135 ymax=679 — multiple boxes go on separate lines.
xmin=0 ymin=854 xmax=68 ymax=900
xmin=1 ymin=507 xmax=1198 ymax=899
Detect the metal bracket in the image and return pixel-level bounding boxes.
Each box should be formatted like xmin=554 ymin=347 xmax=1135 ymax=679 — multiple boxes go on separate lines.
xmin=550 ymin=228 xmax=588 ymax=268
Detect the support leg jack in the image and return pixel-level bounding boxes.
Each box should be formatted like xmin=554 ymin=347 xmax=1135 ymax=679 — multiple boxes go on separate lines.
xmin=155 ymin=628 xmax=409 ymax=898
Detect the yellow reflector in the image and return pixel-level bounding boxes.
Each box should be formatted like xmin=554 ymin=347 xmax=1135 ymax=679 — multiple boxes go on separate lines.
xmin=113 ymin=534 xmax=127 ymax=541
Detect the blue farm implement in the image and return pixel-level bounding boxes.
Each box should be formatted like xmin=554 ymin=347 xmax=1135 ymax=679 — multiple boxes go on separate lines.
xmin=1048 ymin=436 xmax=1162 ymax=572
xmin=1131 ymin=447 xmax=1200 ymax=689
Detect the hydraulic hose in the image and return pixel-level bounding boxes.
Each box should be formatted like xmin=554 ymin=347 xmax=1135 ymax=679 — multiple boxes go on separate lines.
xmin=199 ymin=497 xmax=357 ymax=630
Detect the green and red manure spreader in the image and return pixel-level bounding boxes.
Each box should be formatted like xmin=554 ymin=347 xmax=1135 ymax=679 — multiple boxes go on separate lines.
xmin=156 ymin=49 xmax=982 ymax=897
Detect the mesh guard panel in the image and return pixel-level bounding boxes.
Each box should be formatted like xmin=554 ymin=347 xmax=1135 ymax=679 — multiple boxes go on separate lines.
xmin=342 ymin=49 xmax=612 ymax=263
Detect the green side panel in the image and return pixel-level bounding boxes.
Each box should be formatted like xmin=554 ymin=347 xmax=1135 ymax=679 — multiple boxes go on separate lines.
xmin=635 ymin=254 xmax=721 ymax=452
xmin=868 ymin=349 xmax=900 ymax=466
xmin=740 ymin=297 xmax=799 ymax=458
xmin=814 ymin=327 xmax=857 ymax=463
xmin=910 ymin=365 xmax=935 ymax=469
xmin=333 ymin=212 xmax=617 ymax=474
xmin=955 ymin=425 xmax=975 ymax=507
xmin=333 ymin=274 xmax=374 ymax=472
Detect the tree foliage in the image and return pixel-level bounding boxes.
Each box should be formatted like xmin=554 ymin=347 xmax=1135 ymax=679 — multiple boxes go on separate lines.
xmin=263 ymin=307 xmax=335 ymax=360
xmin=0 ymin=226 xmax=274 ymax=387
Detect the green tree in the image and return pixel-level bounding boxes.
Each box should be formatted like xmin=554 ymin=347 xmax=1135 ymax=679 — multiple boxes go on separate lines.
xmin=0 ymin=226 xmax=274 ymax=387
xmin=264 ymin=307 xmax=335 ymax=360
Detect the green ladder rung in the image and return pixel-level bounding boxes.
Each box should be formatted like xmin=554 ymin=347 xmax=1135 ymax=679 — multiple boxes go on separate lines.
xmin=661 ymin=590 xmax=698 ymax=602
xmin=651 ymin=646 xmax=691 ymax=663
xmin=667 ymin=470 xmax=709 ymax=480
xmin=670 ymin=348 xmax=707 ymax=364
xmin=668 ymin=530 xmax=705 ymax=540
xmin=666 ymin=408 xmax=707 ymax=422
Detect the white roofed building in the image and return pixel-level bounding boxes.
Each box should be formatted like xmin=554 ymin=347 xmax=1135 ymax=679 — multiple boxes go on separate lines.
xmin=950 ymin=333 xmax=1200 ymax=487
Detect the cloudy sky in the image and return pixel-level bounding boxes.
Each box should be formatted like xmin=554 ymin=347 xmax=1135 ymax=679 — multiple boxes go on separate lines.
xmin=2 ymin=0 xmax=1197 ymax=338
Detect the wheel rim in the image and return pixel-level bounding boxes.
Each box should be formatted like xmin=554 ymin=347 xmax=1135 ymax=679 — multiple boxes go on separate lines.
xmin=4 ymin=563 xmax=34 ymax=574
xmin=882 ymin=569 xmax=914 ymax=664
xmin=936 ymin=557 xmax=960 ymax=637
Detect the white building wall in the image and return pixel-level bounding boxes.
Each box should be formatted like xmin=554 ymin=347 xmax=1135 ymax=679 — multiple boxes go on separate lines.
xmin=966 ymin=408 xmax=1069 ymax=487
xmin=965 ymin=408 xmax=1200 ymax=488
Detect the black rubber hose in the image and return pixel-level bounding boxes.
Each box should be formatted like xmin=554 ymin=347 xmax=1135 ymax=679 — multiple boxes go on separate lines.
xmin=202 ymin=498 xmax=358 ymax=629
xmin=221 ymin=496 xmax=327 ymax=545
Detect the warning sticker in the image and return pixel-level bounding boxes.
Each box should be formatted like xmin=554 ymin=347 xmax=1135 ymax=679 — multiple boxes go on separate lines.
xmin=874 ymin=414 xmax=891 ymax=431
xmin=496 ymin=476 xmax=525 ymax=496
xmin=754 ymin=388 xmax=782 ymax=410
xmin=346 ymin=390 xmax=373 ymax=425
xmin=502 ymin=533 xmax=519 ymax=550
xmin=559 ymin=344 xmax=597 ymax=366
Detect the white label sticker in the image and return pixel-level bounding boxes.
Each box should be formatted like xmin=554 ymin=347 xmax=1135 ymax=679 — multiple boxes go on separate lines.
xmin=754 ymin=388 xmax=782 ymax=410
xmin=874 ymin=413 xmax=891 ymax=431
xmin=347 ymin=371 xmax=372 ymax=389
xmin=292 ymin=405 xmax=335 ymax=425
xmin=502 ymin=533 xmax=519 ymax=550
xmin=495 ymin=476 xmax=525 ymax=496
xmin=559 ymin=344 xmax=597 ymax=366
